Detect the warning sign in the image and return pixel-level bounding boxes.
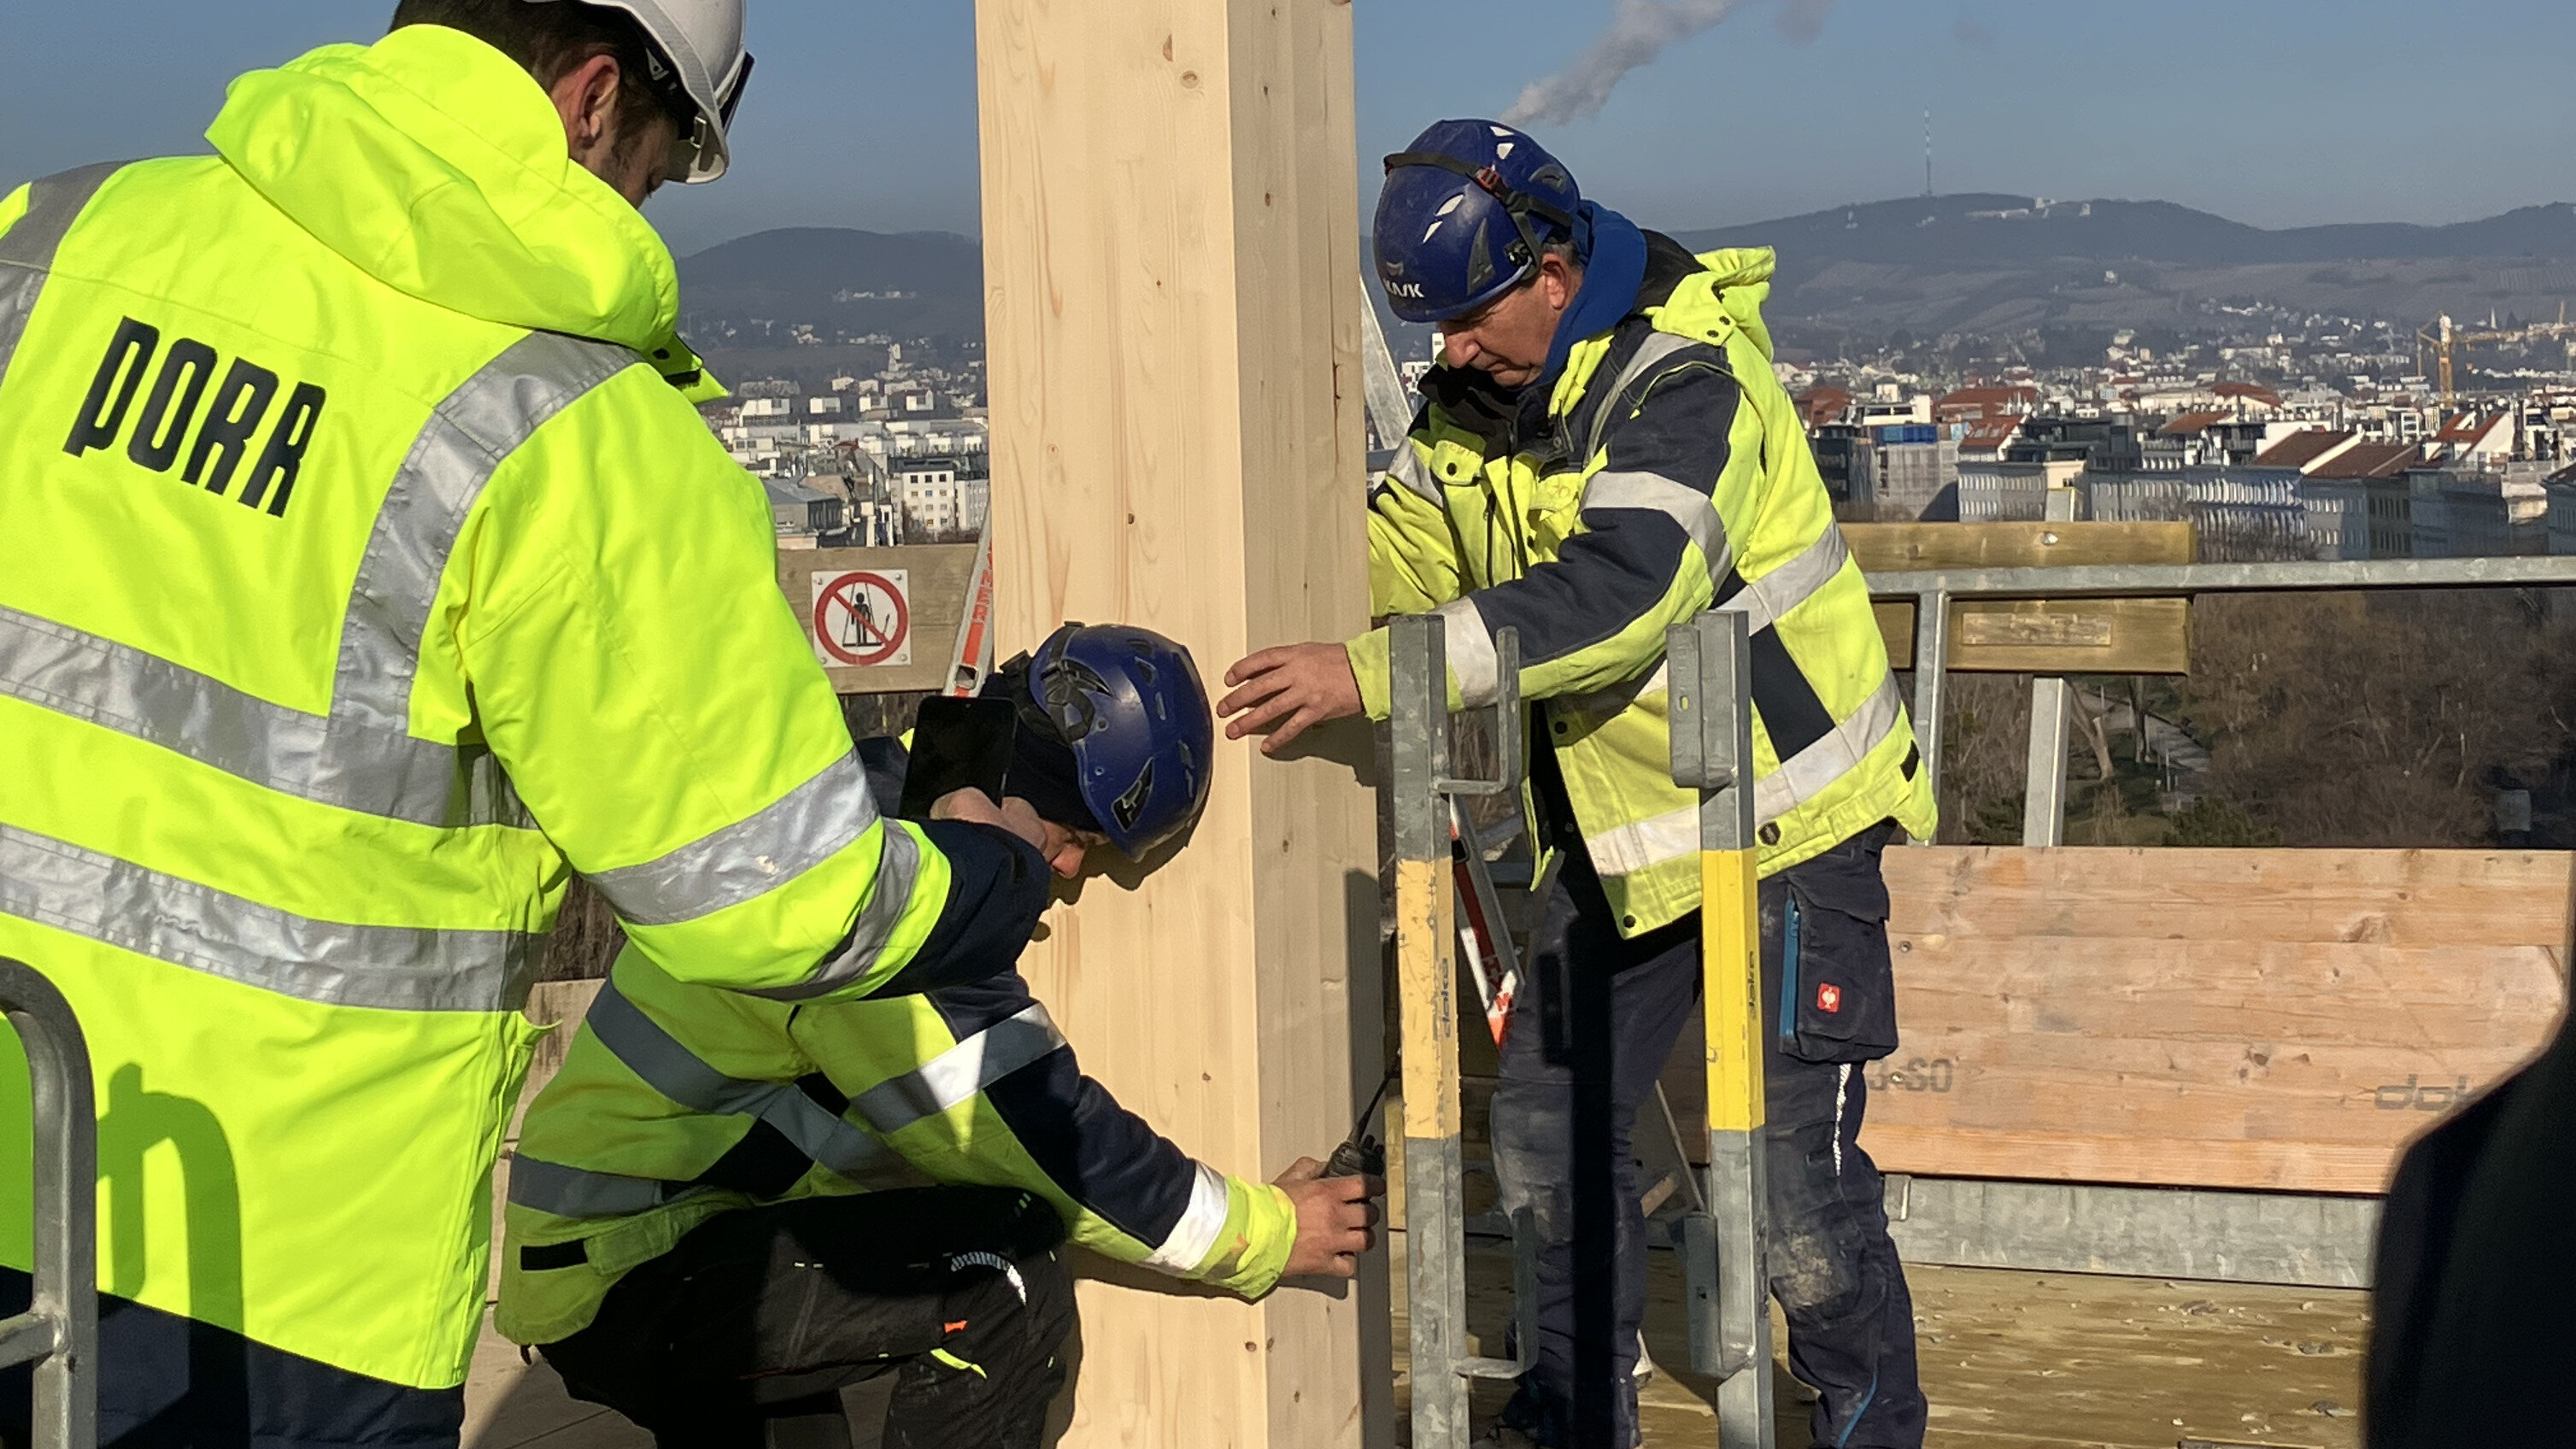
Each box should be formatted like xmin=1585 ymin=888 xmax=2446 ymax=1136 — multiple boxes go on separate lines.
xmin=811 ymin=569 xmax=911 ymax=668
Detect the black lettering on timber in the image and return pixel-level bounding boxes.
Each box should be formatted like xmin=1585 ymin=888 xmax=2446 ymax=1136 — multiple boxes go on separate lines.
xmin=1864 ymin=1056 xmax=1957 ymax=1094
xmin=63 ymin=317 xmax=159 ymax=458
xmin=2373 ymin=1075 xmax=2471 ymax=1112
xmin=61 ymin=316 xmax=328 ymax=519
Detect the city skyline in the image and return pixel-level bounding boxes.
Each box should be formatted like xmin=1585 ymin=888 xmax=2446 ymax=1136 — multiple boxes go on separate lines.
xmin=4 ymin=0 xmax=2573 ymax=257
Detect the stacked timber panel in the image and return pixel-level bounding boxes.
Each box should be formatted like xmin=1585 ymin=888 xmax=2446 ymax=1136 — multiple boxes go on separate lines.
xmin=1869 ymin=848 xmax=2570 ymax=1194
xmin=975 ymin=4 xmax=1382 ymax=1448
xmin=1658 ymin=848 xmax=2571 ymax=1195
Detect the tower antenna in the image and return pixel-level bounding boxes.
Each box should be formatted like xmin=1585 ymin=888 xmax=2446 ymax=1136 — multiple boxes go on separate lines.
xmin=1923 ymin=108 xmax=1933 ymax=197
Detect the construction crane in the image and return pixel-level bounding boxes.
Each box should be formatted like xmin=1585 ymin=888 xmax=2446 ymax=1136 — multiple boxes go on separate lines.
xmin=2416 ymin=305 xmax=2576 ymax=408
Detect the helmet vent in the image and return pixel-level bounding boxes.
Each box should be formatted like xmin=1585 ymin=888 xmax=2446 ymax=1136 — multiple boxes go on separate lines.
xmin=1112 ymin=763 xmax=1156 ymax=834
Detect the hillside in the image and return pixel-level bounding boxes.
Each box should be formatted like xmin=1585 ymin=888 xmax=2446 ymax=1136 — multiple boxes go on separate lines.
xmin=1670 ymin=194 xmax=2576 ymax=271
xmin=1669 ymin=195 xmax=2576 ymax=342
xmin=676 ymin=226 xmax=985 ymax=346
xmin=671 ymin=197 xmax=2576 ymax=361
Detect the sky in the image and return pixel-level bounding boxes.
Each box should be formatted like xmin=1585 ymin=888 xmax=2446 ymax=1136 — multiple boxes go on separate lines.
xmin=7 ymin=0 xmax=2573 ymax=257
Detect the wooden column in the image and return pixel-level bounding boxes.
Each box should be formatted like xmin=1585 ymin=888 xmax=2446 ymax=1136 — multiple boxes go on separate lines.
xmin=974 ymin=3 xmax=1381 ymax=1447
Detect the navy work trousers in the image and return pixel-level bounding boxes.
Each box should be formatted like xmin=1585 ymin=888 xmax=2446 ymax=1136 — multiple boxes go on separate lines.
xmin=1488 ymin=825 xmax=1925 ymax=1449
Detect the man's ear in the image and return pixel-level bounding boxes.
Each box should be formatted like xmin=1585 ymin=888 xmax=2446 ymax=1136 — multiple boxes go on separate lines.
xmin=548 ymin=52 xmax=625 ymax=154
xmin=1539 ymin=252 xmax=1582 ymax=311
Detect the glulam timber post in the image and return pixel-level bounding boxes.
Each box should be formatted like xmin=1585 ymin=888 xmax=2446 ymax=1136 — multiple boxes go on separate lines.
xmin=974 ymin=3 xmax=1382 ymax=1447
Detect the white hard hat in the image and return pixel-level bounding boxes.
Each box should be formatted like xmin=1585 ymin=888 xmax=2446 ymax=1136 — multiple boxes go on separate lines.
xmin=530 ymin=0 xmax=754 ymax=183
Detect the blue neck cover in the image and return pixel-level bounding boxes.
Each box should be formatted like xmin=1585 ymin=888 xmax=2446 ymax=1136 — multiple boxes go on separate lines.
xmin=1534 ymin=201 xmax=1648 ymax=391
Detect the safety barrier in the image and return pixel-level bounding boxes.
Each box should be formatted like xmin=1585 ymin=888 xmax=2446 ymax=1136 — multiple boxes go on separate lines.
xmin=0 ymin=958 xmax=97 ymax=1449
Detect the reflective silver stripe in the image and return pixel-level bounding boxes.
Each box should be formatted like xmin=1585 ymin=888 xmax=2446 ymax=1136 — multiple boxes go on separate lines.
xmin=741 ymin=821 xmax=924 ymax=1002
xmin=1581 ymin=805 xmax=1698 ymax=878
xmin=506 ymin=1154 xmax=683 ymax=1219
xmin=1382 ymin=446 xmax=1442 ymax=507
xmin=333 ymin=331 xmax=636 ymax=736
xmin=1435 ymin=597 xmax=1501 ymax=708
xmin=1718 ymin=527 xmax=1852 ymax=637
xmin=588 ymin=754 xmax=881 ymax=927
xmin=0 ymin=606 xmax=517 ymax=827
xmin=1753 ymin=672 xmax=1904 ymax=825
xmin=1141 ymin=1161 xmax=1232 ymax=1275
xmin=852 ymin=1002 xmax=1068 ymax=1136
xmin=2 ymin=328 xmax=634 ymax=828
xmin=1581 ymin=470 xmax=1734 ymax=582
xmin=0 ymin=822 xmax=536 ymax=1012
xmin=0 ymin=161 xmax=122 ymax=374
xmin=1582 ymin=674 xmax=1909 ymax=877
xmin=1584 ymin=331 xmax=1699 ymax=461
xmin=585 ymin=978 xmax=907 ymax=1183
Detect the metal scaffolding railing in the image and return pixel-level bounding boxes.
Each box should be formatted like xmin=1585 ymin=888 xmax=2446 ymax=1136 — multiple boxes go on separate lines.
xmin=1867 ymin=554 xmax=2576 ymax=846
xmin=0 ymin=958 xmax=97 ymax=1449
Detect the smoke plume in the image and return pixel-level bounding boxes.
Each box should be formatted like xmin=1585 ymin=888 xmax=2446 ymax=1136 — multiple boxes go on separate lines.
xmin=1501 ymin=0 xmax=1833 ymax=127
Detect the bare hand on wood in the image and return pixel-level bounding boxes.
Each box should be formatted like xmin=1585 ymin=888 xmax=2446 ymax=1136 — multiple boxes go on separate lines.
xmin=1219 ymin=642 xmax=1362 ymax=754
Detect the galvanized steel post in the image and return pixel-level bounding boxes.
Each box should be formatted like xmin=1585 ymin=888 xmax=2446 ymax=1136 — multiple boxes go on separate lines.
xmin=1389 ymin=613 xmax=1532 ymax=1449
xmin=1668 ymin=613 xmax=1775 ymax=1448
xmin=2023 ymin=676 xmax=2073 ymax=847
xmin=0 ymin=958 xmax=97 ymax=1449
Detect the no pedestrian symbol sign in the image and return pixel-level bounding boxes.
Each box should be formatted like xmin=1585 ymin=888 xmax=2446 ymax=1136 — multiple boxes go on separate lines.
xmin=811 ymin=569 xmax=911 ymax=668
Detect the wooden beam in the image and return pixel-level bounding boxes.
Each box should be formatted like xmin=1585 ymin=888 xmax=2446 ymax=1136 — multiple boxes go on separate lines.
xmin=975 ymin=5 xmax=1381 ymax=1447
xmin=1856 ymin=521 xmax=2198 ymax=673
xmin=1845 ymin=520 xmax=2198 ymax=572
xmin=1874 ymin=597 xmax=2192 ymax=674
xmin=1660 ymin=848 xmax=2572 ymax=1194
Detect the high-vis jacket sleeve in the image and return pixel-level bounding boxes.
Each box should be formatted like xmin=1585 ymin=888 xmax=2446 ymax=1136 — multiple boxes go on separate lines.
xmin=1349 ymin=349 xmax=1756 ymax=719
xmin=449 ymin=365 xmax=1037 ymax=1000
xmin=1368 ymin=426 xmax=1469 ymax=619
xmin=794 ymin=974 xmax=1300 ymax=1300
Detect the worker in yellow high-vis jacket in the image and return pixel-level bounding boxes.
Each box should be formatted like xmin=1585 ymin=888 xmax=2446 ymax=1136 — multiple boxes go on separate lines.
xmin=0 ymin=3 xmax=1052 ymax=1443
xmin=502 ymin=626 xmax=1381 ymax=1448
xmin=1222 ymin=121 xmax=1939 ymax=1449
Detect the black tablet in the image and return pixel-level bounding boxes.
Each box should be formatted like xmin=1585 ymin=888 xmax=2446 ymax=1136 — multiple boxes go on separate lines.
xmin=897 ymin=695 xmax=1020 ymax=822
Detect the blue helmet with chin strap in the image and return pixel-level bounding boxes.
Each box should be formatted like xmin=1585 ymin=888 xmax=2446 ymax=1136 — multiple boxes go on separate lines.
xmin=1375 ymin=119 xmax=1584 ymax=325
xmin=1013 ymin=623 xmax=1215 ymax=860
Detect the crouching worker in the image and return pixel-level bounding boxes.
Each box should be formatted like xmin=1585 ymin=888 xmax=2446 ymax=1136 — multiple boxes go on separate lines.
xmin=498 ymin=624 xmax=1381 ymax=1448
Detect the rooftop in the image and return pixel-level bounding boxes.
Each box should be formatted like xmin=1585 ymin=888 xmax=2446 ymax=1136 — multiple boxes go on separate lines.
xmin=2252 ymin=429 xmax=2356 ymax=469
xmin=1934 ymin=384 xmax=2039 ymax=422
xmin=2213 ymin=381 xmax=2286 ymax=408
xmin=2158 ymin=410 xmax=2233 ymax=437
xmin=2306 ymin=441 xmax=2423 ymax=480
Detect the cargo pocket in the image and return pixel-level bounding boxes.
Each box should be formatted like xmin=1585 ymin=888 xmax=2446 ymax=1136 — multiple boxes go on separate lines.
xmin=1777 ymin=842 xmax=1898 ymax=1065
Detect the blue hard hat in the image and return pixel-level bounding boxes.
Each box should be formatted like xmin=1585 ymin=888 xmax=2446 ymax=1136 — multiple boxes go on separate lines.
xmin=1024 ymin=623 xmax=1215 ymax=859
xmin=1375 ymin=120 xmax=1583 ymax=325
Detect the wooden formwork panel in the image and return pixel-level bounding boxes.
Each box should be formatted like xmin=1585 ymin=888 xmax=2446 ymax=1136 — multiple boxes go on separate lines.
xmin=1662 ymin=848 xmax=2572 ymax=1195
xmin=1844 ymin=520 xmax=2197 ymax=572
xmin=1848 ymin=520 xmax=2198 ymax=674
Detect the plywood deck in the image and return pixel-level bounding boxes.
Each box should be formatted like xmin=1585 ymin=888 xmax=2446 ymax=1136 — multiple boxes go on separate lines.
xmin=1386 ymin=1233 xmax=2368 ymax=1449
xmin=461 ymin=1250 xmax=2368 ymax=1449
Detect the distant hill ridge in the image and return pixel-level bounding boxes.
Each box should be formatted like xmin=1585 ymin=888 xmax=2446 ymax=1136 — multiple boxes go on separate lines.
xmin=676 ymin=196 xmax=2576 ymax=347
xmin=1669 ymin=193 xmax=2576 ymax=271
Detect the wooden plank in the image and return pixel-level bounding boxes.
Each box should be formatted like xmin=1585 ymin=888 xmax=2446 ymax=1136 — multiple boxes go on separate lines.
xmin=1846 ymin=520 xmax=2197 ymax=572
xmin=976 ymin=4 xmax=1379 ymax=1447
xmin=1659 ymin=848 xmax=2572 ymax=1194
xmin=1875 ymin=597 xmax=2192 ymax=674
xmin=1887 ymin=846 xmax=2576 ymax=947
xmin=774 ymin=543 xmax=976 ymax=694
